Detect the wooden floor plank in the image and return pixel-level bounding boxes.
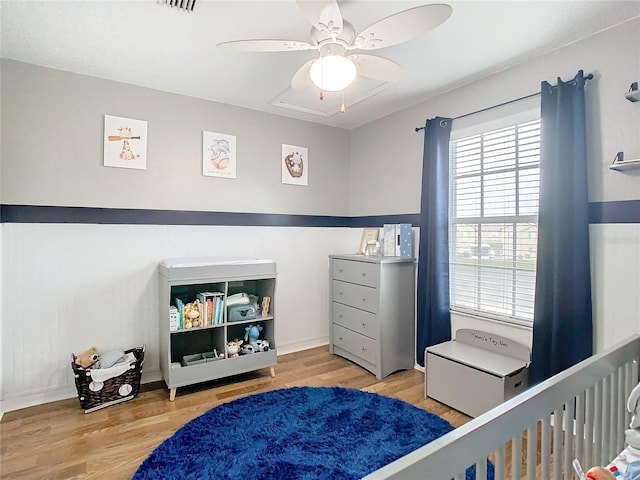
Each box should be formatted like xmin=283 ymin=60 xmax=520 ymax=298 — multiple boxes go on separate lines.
xmin=1 ymin=346 xmax=474 ymax=480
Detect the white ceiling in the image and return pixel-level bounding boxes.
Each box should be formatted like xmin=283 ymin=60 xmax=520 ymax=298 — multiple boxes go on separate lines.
xmin=1 ymin=1 xmax=639 ymax=130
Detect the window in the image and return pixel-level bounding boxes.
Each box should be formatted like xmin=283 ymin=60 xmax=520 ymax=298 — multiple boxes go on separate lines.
xmin=449 ymin=119 xmax=540 ymax=324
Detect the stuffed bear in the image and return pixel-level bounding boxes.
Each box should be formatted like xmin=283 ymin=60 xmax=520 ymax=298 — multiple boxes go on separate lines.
xmin=75 ymin=347 xmax=99 ymax=369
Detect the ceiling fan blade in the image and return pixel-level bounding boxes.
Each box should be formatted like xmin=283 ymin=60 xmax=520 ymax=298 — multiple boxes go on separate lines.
xmin=354 ymin=4 xmax=452 ymax=50
xmin=217 ymin=39 xmax=314 ymax=52
xmin=296 ymin=0 xmax=343 ymax=36
xmin=349 ymin=54 xmax=403 ymax=82
xmin=291 ymin=59 xmax=316 ymax=90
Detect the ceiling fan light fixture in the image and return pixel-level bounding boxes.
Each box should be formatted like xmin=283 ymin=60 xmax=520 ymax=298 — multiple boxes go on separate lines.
xmin=309 ymin=55 xmax=356 ymax=92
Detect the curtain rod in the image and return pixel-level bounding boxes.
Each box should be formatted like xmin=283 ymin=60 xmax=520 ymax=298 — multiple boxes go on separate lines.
xmin=414 ymin=73 xmax=593 ymax=132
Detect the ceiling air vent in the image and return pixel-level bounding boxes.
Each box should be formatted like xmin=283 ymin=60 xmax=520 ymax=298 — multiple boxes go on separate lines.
xmin=160 ymin=0 xmax=197 ymax=13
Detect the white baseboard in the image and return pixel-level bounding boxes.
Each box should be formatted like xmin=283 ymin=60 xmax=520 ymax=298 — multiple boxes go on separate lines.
xmin=2 ymin=369 xmax=163 ymax=414
xmin=1 ymin=340 xmax=330 ymax=413
xmin=276 ymin=336 xmax=329 ymax=355
xmin=2 ymin=385 xmax=79 ymax=413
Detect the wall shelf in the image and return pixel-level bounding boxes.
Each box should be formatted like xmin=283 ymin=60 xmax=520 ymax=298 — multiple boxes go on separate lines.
xmin=609 ymin=158 xmax=640 ymax=171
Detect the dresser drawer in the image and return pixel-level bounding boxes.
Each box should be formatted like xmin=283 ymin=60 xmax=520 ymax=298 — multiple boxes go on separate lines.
xmin=332 ymin=280 xmax=378 ymax=314
xmin=332 ymin=258 xmax=379 ymax=288
xmin=332 ymin=302 xmax=378 ymax=340
xmin=333 ymin=324 xmax=377 ymax=365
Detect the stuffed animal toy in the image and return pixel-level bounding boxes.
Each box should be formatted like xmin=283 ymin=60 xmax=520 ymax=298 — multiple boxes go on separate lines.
xmin=240 ymin=340 xmax=269 ymax=355
xmin=626 ymin=383 xmax=640 ymax=448
xmin=245 ymin=324 xmax=263 ymax=345
xmin=183 ymin=299 xmax=202 ymax=329
xmin=240 ymin=324 xmax=269 ymax=355
xmin=227 ymin=339 xmax=243 ymax=358
xmin=75 ymin=347 xmax=99 ymax=369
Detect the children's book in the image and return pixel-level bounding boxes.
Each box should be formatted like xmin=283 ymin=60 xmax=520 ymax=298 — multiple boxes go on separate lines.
xmin=175 ymin=298 xmax=184 ymax=330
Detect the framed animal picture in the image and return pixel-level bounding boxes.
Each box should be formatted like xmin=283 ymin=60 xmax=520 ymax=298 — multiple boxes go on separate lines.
xmin=103 ymin=115 xmax=147 ymax=170
xmin=281 ymin=144 xmax=308 ymax=186
xmin=203 ymin=131 xmax=237 ymax=179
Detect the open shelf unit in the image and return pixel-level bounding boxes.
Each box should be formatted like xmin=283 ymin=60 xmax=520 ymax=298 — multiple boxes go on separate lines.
xmin=159 ymin=258 xmax=277 ymax=401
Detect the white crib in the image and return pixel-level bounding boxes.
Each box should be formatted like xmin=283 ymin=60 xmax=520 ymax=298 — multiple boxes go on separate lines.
xmin=365 ymin=334 xmax=640 ymax=480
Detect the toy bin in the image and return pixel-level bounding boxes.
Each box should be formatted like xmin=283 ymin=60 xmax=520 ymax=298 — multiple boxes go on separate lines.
xmin=71 ymin=346 xmax=145 ymax=413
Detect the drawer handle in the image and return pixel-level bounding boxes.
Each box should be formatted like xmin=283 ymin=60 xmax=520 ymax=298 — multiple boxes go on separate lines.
xmin=361 ymin=347 xmax=367 ymax=352
xmin=339 ymin=291 xmax=343 ymax=296
xmin=339 ymin=314 xmax=343 ymax=318
xmin=338 ymin=268 xmax=344 ymax=273
xmin=339 ymin=337 xmax=343 ymax=341
xmin=362 ymin=322 xmax=367 ymax=327
xmin=361 ymin=272 xmax=366 ymax=277
xmin=362 ymin=298 xmax=366 ymax=302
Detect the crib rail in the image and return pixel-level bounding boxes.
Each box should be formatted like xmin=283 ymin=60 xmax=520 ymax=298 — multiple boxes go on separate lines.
xmin=365 ymin=334 xmax=640 ymax=480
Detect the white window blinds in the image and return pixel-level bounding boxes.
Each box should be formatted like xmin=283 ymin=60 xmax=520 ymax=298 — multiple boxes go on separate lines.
xmin=449 ymin=119 xmax=540 ymax=323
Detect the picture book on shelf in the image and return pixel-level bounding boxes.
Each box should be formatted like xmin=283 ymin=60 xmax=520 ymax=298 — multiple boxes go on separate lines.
xmin=196 ymin=292 xmax=224 ymax=327
xmin=175 ymin=298 xmax=184 ymax=330
xmin=215 ymin=296 xmax=223 ymax=324
xmin=169 ymin=306 xmax=179 ymax=332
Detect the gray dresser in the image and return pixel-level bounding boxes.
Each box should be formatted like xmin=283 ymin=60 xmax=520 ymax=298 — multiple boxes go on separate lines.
xmin=329 ymin=254 xmax=416 ymax=380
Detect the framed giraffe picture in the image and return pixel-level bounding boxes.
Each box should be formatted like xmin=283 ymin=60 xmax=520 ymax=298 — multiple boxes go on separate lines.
xmin=103 ymin=115 xmax=147 ymax=170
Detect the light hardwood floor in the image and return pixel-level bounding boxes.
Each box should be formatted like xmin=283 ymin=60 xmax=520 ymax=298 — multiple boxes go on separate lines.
xmin=0 ymin=346 xmax=472 ymax=480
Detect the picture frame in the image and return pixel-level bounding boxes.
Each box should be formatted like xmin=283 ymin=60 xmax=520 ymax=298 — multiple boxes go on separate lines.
xmin=103 ymin=115 xmax=147 ymax=170
xmin=359 ymin=228 xmax=380 ymax=254
xmin=281 ymin=144 xmax=308 ymax=186
xmin=203 ymin=131 xmax=237 ymax=179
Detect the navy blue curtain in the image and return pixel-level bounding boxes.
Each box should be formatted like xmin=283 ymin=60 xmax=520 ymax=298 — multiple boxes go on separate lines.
xmin=416 ymin=117 xmax=453 ymax=366
xmin=529 ymin=70 xmax=593 ymax=384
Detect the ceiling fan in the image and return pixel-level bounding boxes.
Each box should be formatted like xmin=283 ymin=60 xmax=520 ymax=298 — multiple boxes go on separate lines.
xmin=217 ymin=1 xmax=452 ymax=102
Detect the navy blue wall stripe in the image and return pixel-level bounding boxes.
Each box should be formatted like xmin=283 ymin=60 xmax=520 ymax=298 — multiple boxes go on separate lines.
xmin=0 ymin=205 xmax=411 ymax=227
xmin=1 ymin=202 xmax=638 ymax=226
xmin=349 ymin=213 xmax=421 ymax=227
xmin=0 ymin=205 xmax=355 ymax=227
xmin=589 ymin=200 xmax=640 ymax=224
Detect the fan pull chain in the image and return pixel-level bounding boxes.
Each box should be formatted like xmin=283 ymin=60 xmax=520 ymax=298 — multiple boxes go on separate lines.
xmin=340 ymin=90 xmax=346 ymax=113
xmin=319 ymin=91 xmax=324 ymax=101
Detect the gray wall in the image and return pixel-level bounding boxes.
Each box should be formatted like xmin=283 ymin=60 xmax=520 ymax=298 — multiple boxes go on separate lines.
xmin=0 ymin=60 xmax=355 ymax=412
xmin=1 ymin=60 xmax=351 ymax=215
xmin=349 ymin=18 xmax=640 ymax=351
xmin=350 ymin=18 xmax=640 ymax=216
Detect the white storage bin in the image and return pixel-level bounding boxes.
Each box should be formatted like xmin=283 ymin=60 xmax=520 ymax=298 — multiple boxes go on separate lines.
xmin=425 ymin=329 xmax=530 ymax=418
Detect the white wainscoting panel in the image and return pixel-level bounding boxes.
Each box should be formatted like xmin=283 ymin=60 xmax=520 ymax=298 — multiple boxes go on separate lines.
xmin=0 ymin=223 xmax=350 ymax=411
xmin=591 ymin=223 xmax=640 ymax=352
xmin=0 ymin=228 xmax=3 ymax=419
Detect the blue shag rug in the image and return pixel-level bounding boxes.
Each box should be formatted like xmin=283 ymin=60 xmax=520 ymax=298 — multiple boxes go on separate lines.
xmin=133 ymin=386 xmax=494 ymax=480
